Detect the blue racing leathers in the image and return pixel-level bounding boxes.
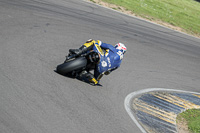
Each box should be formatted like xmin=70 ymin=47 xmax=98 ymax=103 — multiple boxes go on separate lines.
xmin=93 ymin=41 xmax=123 ymax=81
xmin=76 ymin=40 xmax=124 ymax=85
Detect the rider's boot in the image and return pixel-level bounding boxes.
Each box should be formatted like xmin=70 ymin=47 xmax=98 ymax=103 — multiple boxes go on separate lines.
xmin=69 ymin=39 xmax=96 ymax=56
xmin=78 ymin=70 xmax=98 ymax=85
xmin=69 ymin=45 xmax=88 ymax=56
xmin=89 ymin=78 xmax=98 ymax=86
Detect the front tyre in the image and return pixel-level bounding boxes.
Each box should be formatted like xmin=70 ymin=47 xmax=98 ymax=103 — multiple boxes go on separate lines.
xmin=56 ymin=57 xmax=87 ymax=75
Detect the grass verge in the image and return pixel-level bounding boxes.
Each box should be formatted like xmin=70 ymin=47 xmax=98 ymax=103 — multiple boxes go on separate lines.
xmin=90 ymin=0 xmax=200 ymax=38
xmin=176 ymin=109 xmax=200 ymax=133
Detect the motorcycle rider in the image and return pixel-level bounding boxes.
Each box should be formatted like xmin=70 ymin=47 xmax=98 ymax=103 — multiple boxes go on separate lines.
xmin=69 ymin=39 xmax=127 ymax=85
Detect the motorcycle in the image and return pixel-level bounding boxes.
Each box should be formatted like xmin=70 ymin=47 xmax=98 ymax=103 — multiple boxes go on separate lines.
xmin=56 ymin=44 xmax=104 ymax=78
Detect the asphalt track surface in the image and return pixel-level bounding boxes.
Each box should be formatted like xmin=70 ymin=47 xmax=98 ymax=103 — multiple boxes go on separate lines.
xmin=0 ymin=0 xmax=200 ymax=133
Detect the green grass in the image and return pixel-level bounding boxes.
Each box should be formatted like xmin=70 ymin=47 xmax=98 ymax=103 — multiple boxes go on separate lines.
xmin=100 ymin=0 xmax=200 ymax=36
xmin=177 ymin=109 xmax=200 ymax=133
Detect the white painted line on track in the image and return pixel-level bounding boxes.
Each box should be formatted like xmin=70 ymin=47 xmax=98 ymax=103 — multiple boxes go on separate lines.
xmin=124 ymin=91 xmax=147 ymax=133
xmin=124 ymin=88 xmax=200 ymax=133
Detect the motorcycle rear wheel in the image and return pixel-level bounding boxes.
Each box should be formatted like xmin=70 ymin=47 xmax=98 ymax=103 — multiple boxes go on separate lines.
xmin=56 ymin=57 xmax=87 ymax=75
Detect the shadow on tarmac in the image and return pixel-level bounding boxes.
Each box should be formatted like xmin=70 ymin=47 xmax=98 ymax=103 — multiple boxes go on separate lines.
xmin=54 ymin=70 xmax=102 ymax=87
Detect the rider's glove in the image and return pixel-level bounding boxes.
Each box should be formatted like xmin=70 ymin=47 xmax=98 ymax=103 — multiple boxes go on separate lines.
xmin=104 ymin=70 xmax=111 ymax=75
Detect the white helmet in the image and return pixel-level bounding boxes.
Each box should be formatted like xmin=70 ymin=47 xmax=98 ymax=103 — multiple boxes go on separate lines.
xmin=115 ymin=43 xmax=127 ymax=54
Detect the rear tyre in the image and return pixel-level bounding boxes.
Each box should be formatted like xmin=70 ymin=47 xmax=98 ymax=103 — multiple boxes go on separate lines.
xmin=56 ymin=57 xmax=87 ymax=75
